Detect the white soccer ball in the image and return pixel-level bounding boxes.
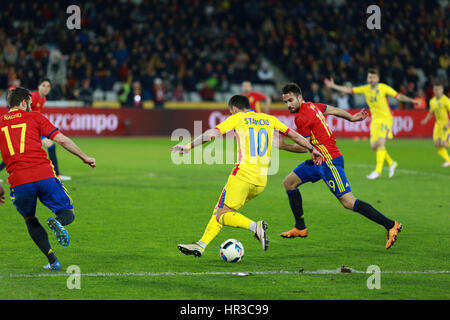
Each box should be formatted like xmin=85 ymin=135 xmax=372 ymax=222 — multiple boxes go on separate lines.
xmin=219 ymin=239 xmax=244 ymax=263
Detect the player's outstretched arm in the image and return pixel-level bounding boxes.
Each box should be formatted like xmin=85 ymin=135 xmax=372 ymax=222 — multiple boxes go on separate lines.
xmin=396 ymin=93 xmax=420 ymax=105
xmin=324 ymin=78 xmax=353 ymax=94
xmin=421 ymin=112 xmax=434 ymax=125
xmin=172 ymin=128 xmax=221 ymax=154
xmin=324 ymin=105 xmax=369 ymax=122
xmin=285 ymin=130 xmax=324 ymax=165
xmin=52 ymin=133 xmax=96 ymax=168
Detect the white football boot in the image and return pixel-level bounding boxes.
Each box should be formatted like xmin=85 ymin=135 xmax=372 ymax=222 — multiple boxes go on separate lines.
xmin=254 ymin=220 xmax=269 ymax=251
xmin=388 ymin=161 xmax=398 ymax=178
xmin=178 ymin=242 xmax=205 ymax=257
xmin=366 ymin=170 xmax=381 ymax=180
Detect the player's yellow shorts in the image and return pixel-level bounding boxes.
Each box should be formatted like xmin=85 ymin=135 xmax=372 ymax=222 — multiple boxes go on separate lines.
xmin=433 ymin=123 xmax=450 ymax=144
xmin=216 ymin=174 xmax=265 ymax=211
xmin=370 ymin=117 xmax=394 ymax=143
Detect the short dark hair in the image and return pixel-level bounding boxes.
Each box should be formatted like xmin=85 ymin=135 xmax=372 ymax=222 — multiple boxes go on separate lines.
xmin=7 ymin=87 xmax=32 ymax=109
xmin=228 ymin=95 xmax=250 ymax=110
xmin=433 ymin=81 xmax=443 ymax=88
xmin=282 ymin=83 xmax=302 ymax=96
xmin=38 ymin=77 xmax=52 ymax=86
xmin=367 ymin=68 xmax=379 ymax=76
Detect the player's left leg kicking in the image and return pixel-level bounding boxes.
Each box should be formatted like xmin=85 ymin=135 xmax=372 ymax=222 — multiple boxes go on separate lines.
xmin=178 ymin=175 xmax=268 ymax=257
xmin=11 ymin=178 xmax=75 ymax=270
xmin=281 ymin=156 xmax=402 ymax=249
xmin=39 ymin=177 xmax=75 ymax=249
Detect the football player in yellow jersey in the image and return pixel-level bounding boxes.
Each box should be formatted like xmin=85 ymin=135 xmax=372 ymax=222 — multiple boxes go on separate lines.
xmin=325 ymin=69 xmax=419 ymax=180
xmin=421 ymin=83 xmax=450 ymax=167
xmin=173 ymin=95 xmax=323 ymax=257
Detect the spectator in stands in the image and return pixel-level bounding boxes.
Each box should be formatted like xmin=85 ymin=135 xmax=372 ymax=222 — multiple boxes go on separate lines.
xmin=439 ymin=53 xmax=450 ymax=70
xmin=414 ymin=89 xmax=427 ymax=110
xmin=206 ymin=73 xmax=219 ymax=92
xmin=171 ymin=82 xmax=185 ymax=102
xmin=3 ymin=40 xmax=18 ymax=65
xmin=336 ymin=91 xmax=353 ymax=110
xmin=404 ymin=83 xmax=417 ymax=109
xmin=257 ymin=61 xmax=274 ymax=85
xmin=309 ymin=82 xmax=324 ymax=103
xmin=118 ymin=75 xmax=132 ymax=108
xmin=199 ymin=81 xmax=215 ymax=101
xmin=101 ymin=69 xmax=115 ymax=92
xmin=128 ymin=80 xmax=143 ymax=108
xmin=219 ymin=74 xmax=230 ymax=93
xmin=183 ymin=69 xmax=198 ymax=93
xmin=0 ymin=0 xmax=447 ymax=103
xmin=74 ymin=79 xmax=94 ymax=107
xmin=153 ymin=78 xmax=166 ymax=109
xmin=46 ymin=48 xmax=67 ymax=100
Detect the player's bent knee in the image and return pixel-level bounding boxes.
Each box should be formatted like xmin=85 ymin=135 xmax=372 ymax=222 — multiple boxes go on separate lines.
xmin=283 ymin=175 xmax=301 ymax=190
xmin=339 ymin=194 xmax=356 ymax=210
xmin=56 ymin=209 xmax=75 ymax=226
xmin=342 ymin=201 xmax=354 ymax=210
xmin=215 ymin=206 xmax=234 ymax=223
xmin=435 ymin=140 xmax=444 ymax=148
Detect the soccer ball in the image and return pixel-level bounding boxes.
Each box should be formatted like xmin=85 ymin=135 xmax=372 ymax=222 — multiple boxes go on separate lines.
xmin=219 ymin=239 xmax=244 ymax=263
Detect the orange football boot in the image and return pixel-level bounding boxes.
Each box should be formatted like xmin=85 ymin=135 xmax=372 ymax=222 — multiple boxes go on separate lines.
xmin=280 ymin=227 xmax=308 ymax=238
xmin=386 ymin=221 xmax=402 ymax=249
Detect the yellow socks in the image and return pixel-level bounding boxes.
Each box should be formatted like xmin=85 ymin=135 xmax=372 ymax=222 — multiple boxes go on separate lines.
xmin=375 ymin=147 xmax=386 ymax=173
xmin=437 ymin=147 xmax=450 ymax=162
xmin=199 ymin=211 xmax=256 ymax=248
xmin=199 ymin=213 xmax=223 ymax=247
xmin=384 ymin=149 xmax=393 ymax=166
xmin=219 ymin=211 xmax=254 ymax=230
xmin=376 ymin=147 xmax=394 ymax=173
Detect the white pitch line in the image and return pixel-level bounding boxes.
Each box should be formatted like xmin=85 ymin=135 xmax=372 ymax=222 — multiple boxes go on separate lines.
xmin=349 ymin=163 xmax=450 ymax=178
xmin=1 ymin=269 xmax=449 ymax=279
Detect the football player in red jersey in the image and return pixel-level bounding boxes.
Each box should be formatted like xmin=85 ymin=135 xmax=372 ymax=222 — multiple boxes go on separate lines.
xmin=30 ymin=78 xmax=51 ymax=113
xmin=242 ymin=81 xmax=271 ymax=113
xmin=277 ymin=83 xmax=402 ymax=249
xmin=0 ymin=87 xmax=95 ymax=270
xmin=0 ymin=79 xmax=72 ymax=181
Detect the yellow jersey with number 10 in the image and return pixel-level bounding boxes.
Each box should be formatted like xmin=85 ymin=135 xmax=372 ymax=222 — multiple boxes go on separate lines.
xmin=352 ymin=83 xmax=398 ymax=120
xmin=215 ymin=111 xmax=290 ymax=187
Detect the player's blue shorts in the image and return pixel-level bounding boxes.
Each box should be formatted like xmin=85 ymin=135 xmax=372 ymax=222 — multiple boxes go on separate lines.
xmin=10 ymin=178 xmax=73 ymax=218
xmin=293 ymin=155 xmax=351 ymax=198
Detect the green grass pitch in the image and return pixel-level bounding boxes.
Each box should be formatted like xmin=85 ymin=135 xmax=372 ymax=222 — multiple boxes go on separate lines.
xmin=0 ymin=137 xmax=449 ymax=300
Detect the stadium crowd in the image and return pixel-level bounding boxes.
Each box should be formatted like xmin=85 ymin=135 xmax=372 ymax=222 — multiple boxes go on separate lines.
xmin=0 ymin=0 xmax=448 ymax=108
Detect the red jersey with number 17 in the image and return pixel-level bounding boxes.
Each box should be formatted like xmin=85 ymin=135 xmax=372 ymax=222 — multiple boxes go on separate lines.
xmin=294 ymin=101 xmax=342 ymax=161
xmin=0 ymin=109 xmax=60 ymax=187
xmin=31 ymin=91 xmax=47 ymax=113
